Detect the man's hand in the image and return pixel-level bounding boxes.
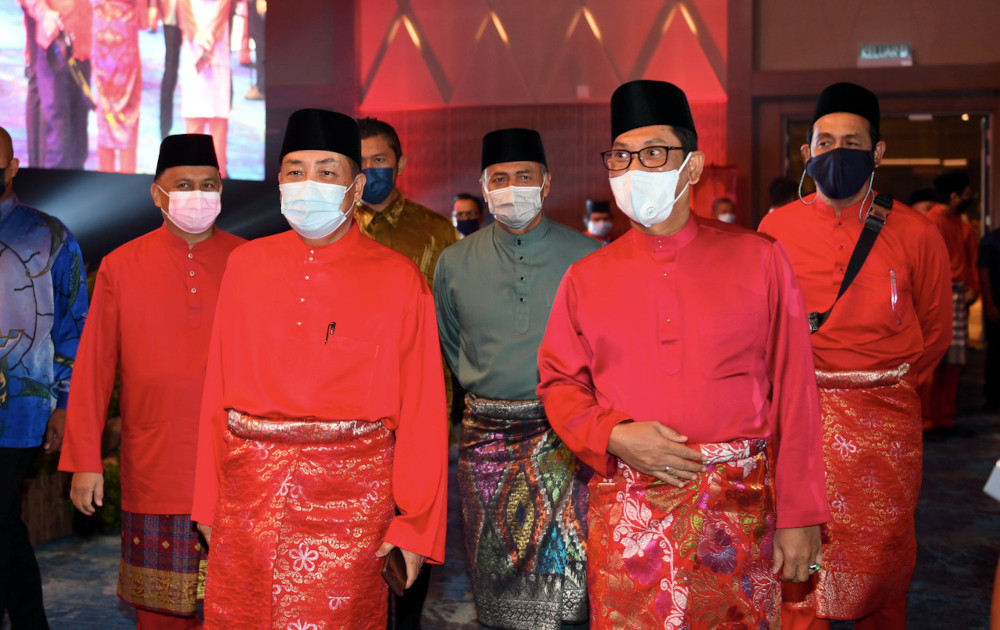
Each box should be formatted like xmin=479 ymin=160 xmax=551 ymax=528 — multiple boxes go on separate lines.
xmin=196 ymin=523 xmax=212 ymax=546
xmin=43 ymin=408 xmax=65 ymax=453
xmin=607 ymin=421 xmax=706 ymax=487
xmin=36 ymin=8 xmax=63 ymax=49
xmin=376 ymin=542 xmax=426 ymax=589
xmin=70 ymin=472 xmax=104 ymax=515
xmin=985 ymin=301 xmax=1000 ymax=322
xmin=772 ymin=525 xmax=822 ymax=583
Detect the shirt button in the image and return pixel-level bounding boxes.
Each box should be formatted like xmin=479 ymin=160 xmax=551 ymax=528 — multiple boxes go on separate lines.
xmin=520 ymin=297 xmax=525 ymax=302
xmin=517 ymin=238 xmax=522 ymax=245
xmin=666 ymin=318 xmax=672 ymax=322
xmin=519 ymin=256 xmax=524 ymax=261
xmin=297 ymin=322 xmax=302 ymax=326
xmin=300 ymin=298 xmax=305 ymax=302
xmin=310 ymin=250 xmax=315 ymax=254
xmin=187 ymin=253 xmax=194 ymax=259
xmin=190 ymin=287 xmax=197 ymax=294
xmin=520 ymin=277 xmax=525 ymax=281
xmin=305 ymin=275 xmax=310 ymax=280
xmin=189 ymin=270 xmax=195 ymax=276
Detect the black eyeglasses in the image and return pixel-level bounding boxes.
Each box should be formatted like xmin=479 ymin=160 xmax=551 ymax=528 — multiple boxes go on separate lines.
xmin=600 ymin=146 xmax=685 ymax=171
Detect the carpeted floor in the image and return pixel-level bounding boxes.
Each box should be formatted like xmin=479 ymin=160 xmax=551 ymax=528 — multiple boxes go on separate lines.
xmin=11 ymin=348 xmax=1000 ymax=629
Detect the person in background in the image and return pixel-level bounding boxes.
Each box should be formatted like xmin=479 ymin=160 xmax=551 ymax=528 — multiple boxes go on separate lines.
xmin=451 ymin=192 xmax=484 ymax=238
xmin=0 ymin=125 xmax=88 ymax=629
xmin=924 ymin=170 xmax=979 ymax=438
xmin=583 ymin=199 xmax=614 ymax=245
xmin=908 ymin=188 xmax=937 ymax=215
xmin=711 ymin=196 xmax=736 ymax=223
xmin=19 ymin=0 xmax=93 ymax=169
xmin=435 ymin=128 xmax=600 ymax=630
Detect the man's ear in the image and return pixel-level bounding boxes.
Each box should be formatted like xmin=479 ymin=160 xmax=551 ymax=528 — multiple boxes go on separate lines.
xmin=873 ymin=140 xmax=886 ymax=167
xmin=396 ymin=155 xmax=407 ymax=180
xmin=6 ymin=157 xmax=19 ymax=181
xmin=150 ymin=182 xmax=164 ymax=208
xmin=686 ymin=151 xmax=706 ymax=186
xmin=540 ymin=170 xmax=552 ymax=199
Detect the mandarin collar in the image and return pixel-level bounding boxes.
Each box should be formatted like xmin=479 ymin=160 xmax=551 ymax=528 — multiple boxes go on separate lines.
xmin=633 ymin=212 xmax=699 ymax=254
xmin=355 ymin=193 xmax=405 ymax=230
xmin=283 ymin=218 xmax=365 ymax=263
xmin=492 ymin=212 xmax=552 ymax=248
xmin=805 ymin=191 xmax=881 ymax=222
xmin=157 ymin=222 xmax=222 ymax=252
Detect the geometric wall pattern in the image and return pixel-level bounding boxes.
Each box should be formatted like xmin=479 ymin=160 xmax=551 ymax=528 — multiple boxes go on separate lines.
xmin=359 ymin=0 xmax=728 ymax=109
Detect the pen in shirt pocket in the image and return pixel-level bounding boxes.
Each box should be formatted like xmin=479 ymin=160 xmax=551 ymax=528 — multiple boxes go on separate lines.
xmin=889 ymin=270 xmax=901 ymax=325
xmin=325 ymin=322 xmax=336 ymax=343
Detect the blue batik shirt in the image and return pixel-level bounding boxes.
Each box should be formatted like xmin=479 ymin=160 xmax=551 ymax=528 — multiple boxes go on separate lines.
xmin=0 ymin=193 xmax=88 ymax=448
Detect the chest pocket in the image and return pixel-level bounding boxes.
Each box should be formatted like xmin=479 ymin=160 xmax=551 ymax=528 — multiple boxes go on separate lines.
xmin=305 ymin=334 xmax=380 ymax=412
xmin=699 ymin=314 xmax=762 ymax=379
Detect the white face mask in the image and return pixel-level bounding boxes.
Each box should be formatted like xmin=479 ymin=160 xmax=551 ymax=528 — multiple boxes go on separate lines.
xmin=717 ymin=212 xmax=736 ymax=224
xmin=485 ymin=185 xmax=543 ymax=231
xmin=279 ymin=178 xmax=356 ymax=239
xmin=586 ymin=219 xmax=613 ymax=237
xmin=609 ymin=153 xmax=692 ymax=228
xmin=157 ymin=186 xmax=221 ymax=234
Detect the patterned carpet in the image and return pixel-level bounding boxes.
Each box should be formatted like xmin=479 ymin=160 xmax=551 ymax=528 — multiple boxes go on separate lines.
xmin=12 ymin=348 xmax=1000 ymax=629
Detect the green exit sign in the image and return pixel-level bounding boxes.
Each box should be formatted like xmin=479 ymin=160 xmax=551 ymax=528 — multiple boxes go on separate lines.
xmin=858 ymin=43 xmax=913 ymax=67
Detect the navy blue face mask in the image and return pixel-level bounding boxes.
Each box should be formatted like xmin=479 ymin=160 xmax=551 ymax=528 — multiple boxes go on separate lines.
xmin=805 ymin=148 xmax=875 ymax=200
xmin=455 ymin=218 xmax=479 ymax=236
xmin=361 ymin=167 xmax=396 ymax=205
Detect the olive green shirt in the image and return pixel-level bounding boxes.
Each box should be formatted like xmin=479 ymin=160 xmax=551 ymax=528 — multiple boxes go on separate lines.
xmin=355 ymin=194 xmax=459 ymax=289
xmin=434 ymin=215 xmax=601 ymax=400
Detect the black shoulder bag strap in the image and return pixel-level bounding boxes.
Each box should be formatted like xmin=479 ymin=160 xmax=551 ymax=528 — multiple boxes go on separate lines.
xmin=808 ymin=194 xmax=893 ymax=333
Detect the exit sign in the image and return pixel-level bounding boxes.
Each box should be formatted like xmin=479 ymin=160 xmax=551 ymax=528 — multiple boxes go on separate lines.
xmin=858 ymin=43 xmax=913 ymax=67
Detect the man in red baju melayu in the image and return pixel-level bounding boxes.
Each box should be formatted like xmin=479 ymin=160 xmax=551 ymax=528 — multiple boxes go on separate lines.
xmin=538 ymin=80 xmax=829 ymax=630
xmin=191 ymin=109 xmax=448 ymax=630
xmin=61 ymin=134 xmax=245 ymax=629
xmin=759 ymin=82 xmax=952 ymax=630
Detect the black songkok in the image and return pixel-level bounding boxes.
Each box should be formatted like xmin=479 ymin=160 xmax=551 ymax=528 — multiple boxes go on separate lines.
xmin=481 ymin=128 xmax=547 ymax=171
xmin=155 ymin=134 xmax=219 ymax=178
xmin=933 ymin=170 xmax=970 ymax=197
xmin=812 ymin=82 xmax=881 ymax=135
xmin=280 ymin=108 xmax=361 ymax=166
xmin=586 ymin=200 xmax=610 ymax=216
xmin=610 ymin=80 xmax=697 ymax=145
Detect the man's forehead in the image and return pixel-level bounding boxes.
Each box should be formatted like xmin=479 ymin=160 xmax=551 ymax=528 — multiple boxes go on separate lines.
xmin=159 ymin=164 xmax=220 ymax=180
xmin=613 ymin=124 xmax=681 ymax=147
xmin=811 ymin=112 xmax=871 ymax=136
xmin=485 ymin=161 xmax=543 ymax=175
xmin=282 ymin=150 xmax=350 ymax=165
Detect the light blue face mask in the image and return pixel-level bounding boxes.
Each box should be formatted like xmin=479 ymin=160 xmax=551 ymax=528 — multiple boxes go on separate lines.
xmin=279 ymin=177 xmax=356 ymax=239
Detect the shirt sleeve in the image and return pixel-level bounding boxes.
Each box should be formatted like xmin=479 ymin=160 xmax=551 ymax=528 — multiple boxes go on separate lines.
xmin=911 ymin=222 xmax=953 ymax=389
xmin=432 ymin=251 xmax=461 ymax=376
xmin=49 ymin=229 xmax=88 ymax=409
xmin=764 ymin=243 xmax=831 ymax=529
xmin=59 ymin=260 xmax=118 ymax=475
xmin=537 ymin=270 xmax=631 ymax=478
xmin=383 ymin=289 xmax=449 ymax=564
xmin=190 ymin=272 xmax=231 ymax=527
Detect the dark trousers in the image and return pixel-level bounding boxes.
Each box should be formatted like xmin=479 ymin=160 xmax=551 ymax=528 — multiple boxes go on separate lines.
xmin=986 ymin=318 xmax=1000 ymax=408
xmin=24 ymin=18 xmax=90 ymax=170
xmin=0 ymin=447 xmax=49 ymax=629
xmin=387 ymin=563 xmax=431 ymax=630
xmin=160 ymin=24 xmax=182 ymax=139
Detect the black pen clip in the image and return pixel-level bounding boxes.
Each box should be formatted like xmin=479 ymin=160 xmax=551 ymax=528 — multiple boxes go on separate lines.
xmin=325 ymin=322 xmax=336 ymax=343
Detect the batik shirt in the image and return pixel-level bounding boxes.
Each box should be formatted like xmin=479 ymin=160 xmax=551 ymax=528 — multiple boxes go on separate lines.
xmin=0 ymin=193 xmax=87 ymax=448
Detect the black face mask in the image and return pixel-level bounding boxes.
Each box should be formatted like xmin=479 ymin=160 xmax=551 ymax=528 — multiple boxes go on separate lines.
xmin=805 ymin=148 xmax=875 ymax=200
xmin=957 ymin=197 xmax=973 ymax=213
xmin=455 ymin=218 xmax=479 ymax=236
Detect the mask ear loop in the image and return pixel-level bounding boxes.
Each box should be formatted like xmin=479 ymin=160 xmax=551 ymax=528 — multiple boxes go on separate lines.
xmin=856 ymin=171 xmax=876 ymax=222
xmin=798 ymin=168 xmax=818 ymax=205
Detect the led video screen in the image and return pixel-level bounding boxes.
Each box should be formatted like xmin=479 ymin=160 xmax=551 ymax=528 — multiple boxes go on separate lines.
xmin=0 ymin=0 xmax=265 ymax=180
